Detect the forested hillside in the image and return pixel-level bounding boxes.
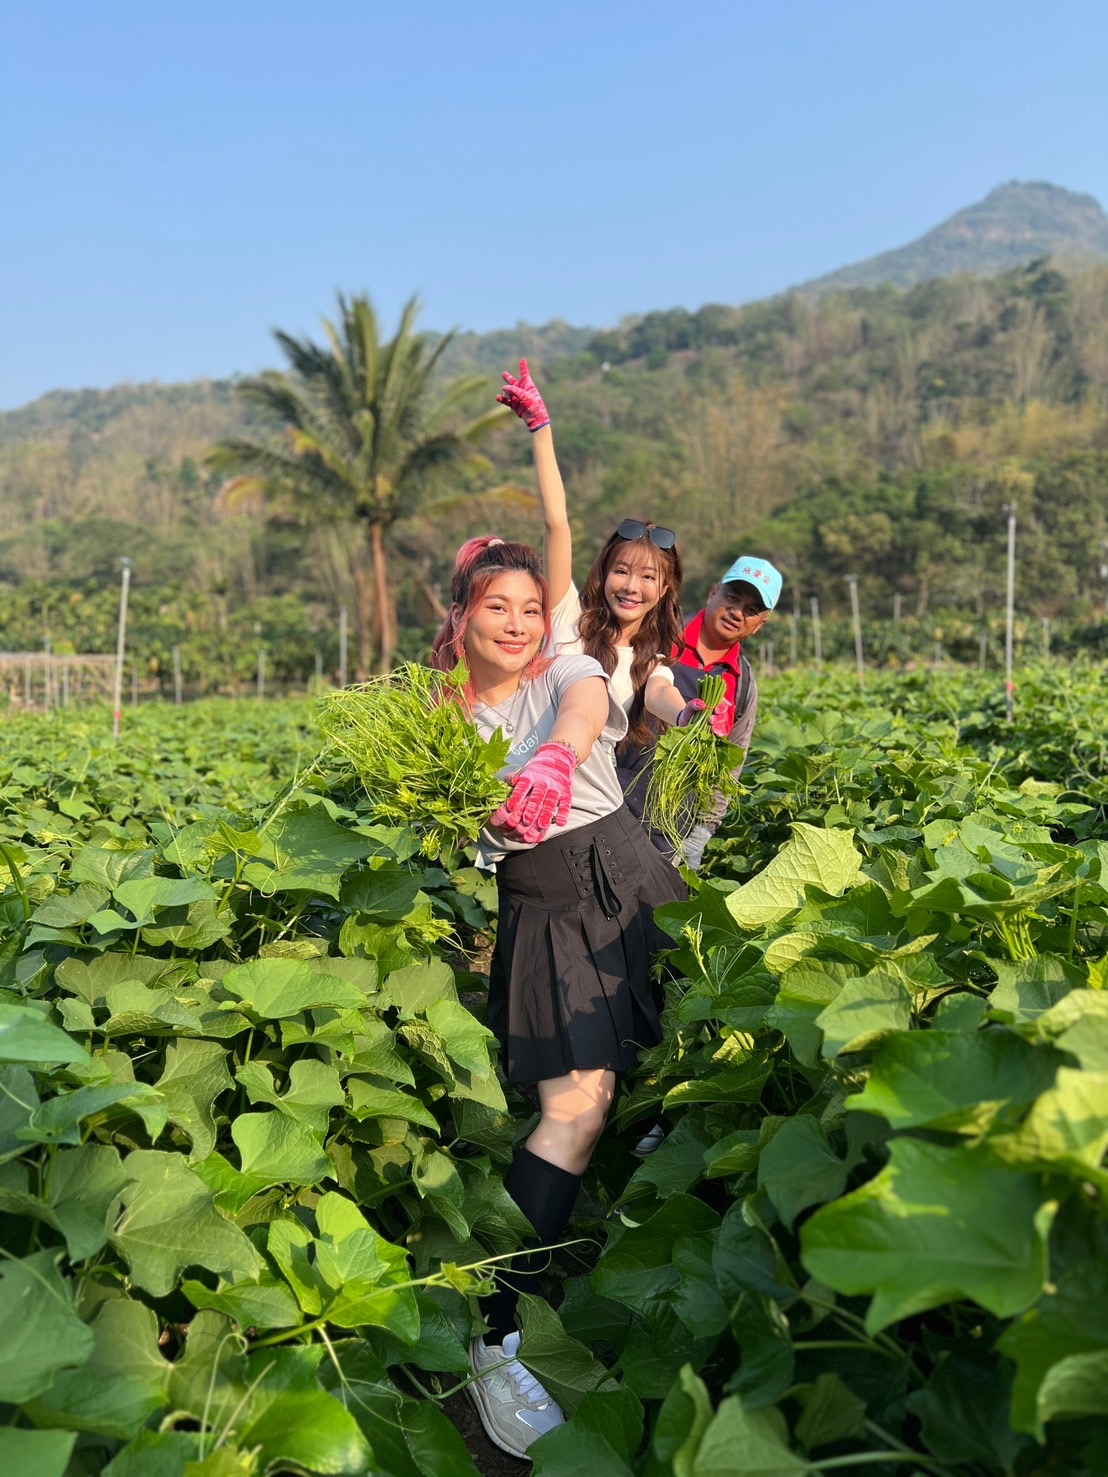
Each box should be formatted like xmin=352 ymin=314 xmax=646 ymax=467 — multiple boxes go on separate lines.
xmin=2 ymin=252 xmax=1108 ymax=682
xmin=799 ymin=180 xmax=1108 ymax=293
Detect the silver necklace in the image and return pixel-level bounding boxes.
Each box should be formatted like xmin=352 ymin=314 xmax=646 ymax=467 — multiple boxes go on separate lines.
xmin=480 ymin=679 xmax=526 ymax=735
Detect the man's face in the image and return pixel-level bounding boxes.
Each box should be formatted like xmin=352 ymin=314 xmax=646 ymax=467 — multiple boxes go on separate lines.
xmin=702 ymin=581 xmax=770 ymax=647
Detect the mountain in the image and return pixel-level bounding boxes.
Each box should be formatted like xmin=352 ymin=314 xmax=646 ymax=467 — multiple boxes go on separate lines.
xmin=797 ymin=180 xmax=1108 ymax=295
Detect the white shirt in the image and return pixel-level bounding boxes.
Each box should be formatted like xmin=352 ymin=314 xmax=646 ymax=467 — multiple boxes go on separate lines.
xmin=549 ymin=582 xmax=674 ymax=712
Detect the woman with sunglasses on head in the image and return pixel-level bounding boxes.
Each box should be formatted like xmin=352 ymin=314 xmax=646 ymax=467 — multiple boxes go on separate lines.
xmin=430 ymin=534 xmax=686 ymax=1458
xmin=498 ymin=361 xmax=733 ymax=853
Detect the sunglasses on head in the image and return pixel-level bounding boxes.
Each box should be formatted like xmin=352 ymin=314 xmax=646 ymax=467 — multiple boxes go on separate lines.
xmin=617 ymin=518 xmax=677 ymax=551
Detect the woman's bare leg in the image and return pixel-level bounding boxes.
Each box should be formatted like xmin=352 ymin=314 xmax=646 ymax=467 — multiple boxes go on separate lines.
xmin=527 ymin=1068 xmax=616 ymax=1175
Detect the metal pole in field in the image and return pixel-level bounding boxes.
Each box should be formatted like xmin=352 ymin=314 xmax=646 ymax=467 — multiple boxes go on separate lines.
xmin=1041 ymin=616 xmax=1050 ymax=660
xmin=314 ymin=649 xmax=323 ymax=686
xmin=1004 ymin=504 xmax=1016 ymax=724
xmin=810 ymin=595 xmax=823 ymax=671
xmin=845 ymin=574 xmax=865 ymax=689
xmin=338 ymin=604 xmax=348 ymax=688
xmin=112 ymin=558 xmax=132 ymax=739
xmin=789 ymin=607 xmax=798 ymax=667
xmin=893 ymin=592 xmax=902 ymax=622
xmin=979 ymin=632 xmax=988 ymax=670
xmin=257 ymin=647 xmax=266 ymax=700
xmin=173 ymin=644 xmax=183 ymax=706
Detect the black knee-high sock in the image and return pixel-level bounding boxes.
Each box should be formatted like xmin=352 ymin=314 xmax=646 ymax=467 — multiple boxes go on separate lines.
xmin=482 ymin=1146 xmax=581 ymax=1345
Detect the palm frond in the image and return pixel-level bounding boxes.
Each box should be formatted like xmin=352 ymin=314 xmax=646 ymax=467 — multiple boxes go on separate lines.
xmin=234 ymin=372 xmax=314 ymax=428
xmin=395 ymin=433 xmax=470 ymax=487
xmin=402 ymin=481 xmax=540 ymax=522
xmin=205 ymin=438 xmax=352 ymax=519
xmin=212 ymin=475 xmax=269 ymax=519
xmin=421 ymin=373 xmax=493 ymax=429
xmin=457 ymin=403 xmax=514 ymax=444
xmin=271 ymin=331 xmax=346 ymax=396
xmin=321 ymin=315 xmax=359 ymax=408
xmin=240 ymin=355 xmax=364 ymax=473
xmin=421 ymin=325 xmax=458 ymax=378
xmin=351 ymin=297 xmax=381 ymax=402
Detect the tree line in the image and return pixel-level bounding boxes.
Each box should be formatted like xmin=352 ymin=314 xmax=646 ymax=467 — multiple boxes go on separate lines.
xmin=1 ymin=258 xmax=1107 ymax=676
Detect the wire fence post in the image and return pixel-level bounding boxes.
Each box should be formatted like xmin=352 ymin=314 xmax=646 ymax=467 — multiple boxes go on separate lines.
xmin=979 ymin=631 xmax=988 ymax=670
xmin=789 ymin=606 xmax=798 ymax=667
xmin=810 ymin=596 xmax=823 ymax=671
xmin=1041 ymin=616 xmax=1050 ymax=660
xmin=338 ymin=604 xmax=348 ymax=688
xmin=845 ymin=575 xmax=864 ymax=690
xmin=314 ymin=649 xmax=323 ymax=686
xmin=893 ymin=592 xmax=902 ymax=622
xmin=173 ymin=645 xmax=183 ymax=706
xmin=1004 ymin=504 xmax=1016 ymax=724
xmin=112 ymin=558 xmax=132 ymax=739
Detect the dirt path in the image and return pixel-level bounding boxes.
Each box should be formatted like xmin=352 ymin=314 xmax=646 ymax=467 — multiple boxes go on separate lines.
xmin=443 ymin=1389 xmax=529 ymax=1474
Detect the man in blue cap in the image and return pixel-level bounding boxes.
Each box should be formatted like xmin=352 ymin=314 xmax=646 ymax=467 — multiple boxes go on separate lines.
xmin=631 ymin=551 xmax=784 ymax=1159
xmin=670 ymin=554 xmax=783 ymax=868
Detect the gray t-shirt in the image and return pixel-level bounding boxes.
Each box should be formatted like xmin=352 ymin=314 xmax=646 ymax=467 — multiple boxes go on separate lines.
xmin=473 ymin=653 xmax=627 ymax=862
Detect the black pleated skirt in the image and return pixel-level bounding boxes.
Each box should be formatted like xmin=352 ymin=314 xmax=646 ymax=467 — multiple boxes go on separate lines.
xmin=487 ymin=805 xmax=688 ymax=1083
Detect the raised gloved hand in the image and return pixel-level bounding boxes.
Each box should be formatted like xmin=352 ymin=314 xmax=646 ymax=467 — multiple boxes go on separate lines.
xmin=497 ymin=358 xmax=550 ymax=432
xmin=491 ymin=742 xmax=576 ymax=845
xmin=676 ymin=698 xmax=734 ymax=738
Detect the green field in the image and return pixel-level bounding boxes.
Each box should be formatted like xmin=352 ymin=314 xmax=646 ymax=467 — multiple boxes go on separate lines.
xmin=1 ymin=667 xmax=1106 ymax=1475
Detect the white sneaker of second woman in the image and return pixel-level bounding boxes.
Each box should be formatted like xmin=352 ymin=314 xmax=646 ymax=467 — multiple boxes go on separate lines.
xmin=467 ymin=1330 xmax=565 ymax=1457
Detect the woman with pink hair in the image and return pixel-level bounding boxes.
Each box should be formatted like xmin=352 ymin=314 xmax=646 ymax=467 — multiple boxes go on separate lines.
xmin=430 ymin=534 xmax=685 ymax=1458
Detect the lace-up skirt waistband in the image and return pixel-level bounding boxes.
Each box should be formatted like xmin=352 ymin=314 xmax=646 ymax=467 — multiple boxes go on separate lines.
xmin=488 ymin=805 xmax=687 ymax=1083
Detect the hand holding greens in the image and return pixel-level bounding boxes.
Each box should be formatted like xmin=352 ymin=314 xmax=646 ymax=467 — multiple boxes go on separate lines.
xmin=643 ymin=672 xmax=744 ymax=854
xmin=318 ymin=662 xmax=511 ymax=859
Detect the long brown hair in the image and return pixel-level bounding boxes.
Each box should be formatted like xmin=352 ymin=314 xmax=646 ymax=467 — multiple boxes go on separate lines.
xmin=430 ymin=536 xmax=553 ymax=697
xmin=577 ymin=526 xmax=683 ymax=751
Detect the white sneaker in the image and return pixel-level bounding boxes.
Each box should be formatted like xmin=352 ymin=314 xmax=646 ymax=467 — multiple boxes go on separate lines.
xmin=467 ymin=1329 xmax=565 ymax=1457
xmin=632 ymin=1122 xmax=666 ymax=1158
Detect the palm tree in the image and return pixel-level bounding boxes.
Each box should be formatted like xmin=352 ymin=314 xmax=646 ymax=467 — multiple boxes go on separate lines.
xmin=207 ymin=294 xmax=513 ymax=675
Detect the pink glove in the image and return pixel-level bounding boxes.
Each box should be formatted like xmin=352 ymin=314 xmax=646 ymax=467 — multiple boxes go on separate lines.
xmin=491 ymin=742 xmax=576 ymax=845
xmin=497 ymin=358 xmax=550 ymax=432
xmin=676 ymin=698 xmax=734 ymax=738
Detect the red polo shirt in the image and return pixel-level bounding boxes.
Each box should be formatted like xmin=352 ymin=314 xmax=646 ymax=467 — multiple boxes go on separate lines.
xmin=671 ymin=611 xmax=743 ymax=708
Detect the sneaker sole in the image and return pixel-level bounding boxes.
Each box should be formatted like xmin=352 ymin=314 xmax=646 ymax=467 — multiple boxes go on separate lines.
xmin=465 ymin=1366 xmax=534 ymax=1461
xmin=631 ymin=1134 xmax=665 ymax=1158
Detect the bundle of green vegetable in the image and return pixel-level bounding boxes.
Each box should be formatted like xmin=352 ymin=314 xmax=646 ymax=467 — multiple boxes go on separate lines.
xmin=643 ymin=673 xmax=745 ymax=855
xmin=318 ymin=662 xmax=511 ymax=858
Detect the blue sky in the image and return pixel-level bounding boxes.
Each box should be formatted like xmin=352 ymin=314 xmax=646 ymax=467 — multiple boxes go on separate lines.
xmin=1 ymin=0 xmax=1106 ymax=409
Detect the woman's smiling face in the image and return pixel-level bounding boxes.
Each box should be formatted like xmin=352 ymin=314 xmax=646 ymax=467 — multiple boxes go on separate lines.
xmin=459 ymin=571 xmax=546 ymax=682
xmin=603 ymin=540 xmax=667 ymax=635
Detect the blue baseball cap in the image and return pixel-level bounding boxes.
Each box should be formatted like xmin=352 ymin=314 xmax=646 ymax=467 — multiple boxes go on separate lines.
xmin=719 ymin=556 xmax=783 ymax=610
